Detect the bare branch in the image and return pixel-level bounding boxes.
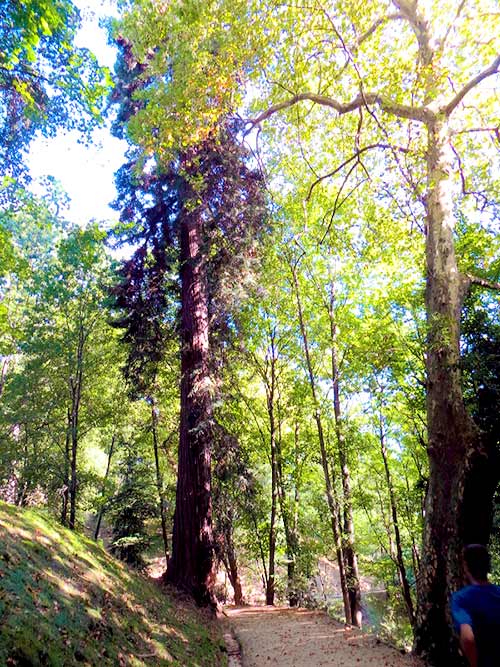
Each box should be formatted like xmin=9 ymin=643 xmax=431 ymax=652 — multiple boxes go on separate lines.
xmin=306 ymin=143 xmax=410 ymax=201
xmin=436 ymin=1 xmax=465 ymax=54
xmin=452 ymin=126 xmax=500 ymax=136
xmin=466 ymin=274 xmax=500 ymax=291
xmin=247 ymin=92 xmax=432 ymax=129
xmin=450 ymin=142 xmax=492 ymax=211
xmin=444 ymin=55 xmax=500 ymax=116
xmin=320 ymin=175 xmax=368 ymax=244
xmin=354 ymin=13 xmax=404 ymax=48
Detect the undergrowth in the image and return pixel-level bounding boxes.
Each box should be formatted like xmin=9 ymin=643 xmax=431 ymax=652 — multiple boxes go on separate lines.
xmin=0 ymin=501 xmax=226 ymax=666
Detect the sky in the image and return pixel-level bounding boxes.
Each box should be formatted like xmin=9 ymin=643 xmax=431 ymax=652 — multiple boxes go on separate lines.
xmin=26 ymin=0 xmax=127 ymax=227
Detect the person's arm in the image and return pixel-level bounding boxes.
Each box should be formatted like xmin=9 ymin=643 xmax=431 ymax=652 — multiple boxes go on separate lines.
xmin=451 ymin=591 xmax=477 ymax=666
xmin=459 ymin=623 xmax=478 ymax=667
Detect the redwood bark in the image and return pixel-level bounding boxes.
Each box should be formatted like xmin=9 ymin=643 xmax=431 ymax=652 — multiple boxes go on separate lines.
xmin=166 ymin=194 xmax=215 ymax=606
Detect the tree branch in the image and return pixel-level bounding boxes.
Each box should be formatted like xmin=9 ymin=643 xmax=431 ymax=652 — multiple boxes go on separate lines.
xmin=444 ymin=55 xmax=500 ymax=116
xmin=391 ymin=0 xmax=433 ymax=66
xmin=306 ymin=143 xmax=410 ymax=201
xmin=248 ymin=92 xmax=432 ymax=129
xmin=354 ymin=13 xmax=404 ymax=48
xmin=466 ymin=274 xmax=500 ymax=291
xmin=436 ymin=1 xmax=465 ymax=54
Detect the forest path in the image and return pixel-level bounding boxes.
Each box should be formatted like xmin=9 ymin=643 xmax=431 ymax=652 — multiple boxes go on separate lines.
xmin=224 ymin=606 xmax=424 ymax=667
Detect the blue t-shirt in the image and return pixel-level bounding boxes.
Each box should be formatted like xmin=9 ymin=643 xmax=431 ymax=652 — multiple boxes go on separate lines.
xmin=451 ymin=584 xmax=500 ymax=667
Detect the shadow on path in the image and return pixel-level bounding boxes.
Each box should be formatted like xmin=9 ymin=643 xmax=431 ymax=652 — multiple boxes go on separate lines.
xmin=225 ymin=605 xmax=424 ymax=667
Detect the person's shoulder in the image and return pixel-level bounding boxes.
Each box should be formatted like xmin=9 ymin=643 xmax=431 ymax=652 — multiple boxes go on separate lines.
xmin=452 ymin=585 xmax=475 ymax=601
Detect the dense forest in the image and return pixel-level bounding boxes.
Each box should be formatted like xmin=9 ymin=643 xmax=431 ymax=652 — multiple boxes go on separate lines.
xmin=0 ymin=1 xmax=499 ymax=665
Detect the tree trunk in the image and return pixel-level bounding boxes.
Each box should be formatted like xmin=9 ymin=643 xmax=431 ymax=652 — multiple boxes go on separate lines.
xmin=94 ymin=434 xmax=116 ymax=541
xmin=329 ymin=289 xmax=362 ymax=627
xmin=251 ymin=510 xmax=269 ymax=593
xmin=151 ymin=400 xmax=170 ymax=566
xmin=0 ymin=356 xmax=9 ymax=400
xmin=223 ymin=522 xmax=244 ymax=606
xmin=414 ymin=118 xmax=480 ymax=663
xmin=378 ymin=412 xmax=415 ymax=628
xmin=403 ymin=473 xmax=421 ymax=584
xmin=69 ymin=324 xmax=85 ymax=531
xmin=166 ymin=191 xmax=215 ymax=606
xmin=60 ymin=408 xmax=71 ymax=526
xmin=265 ymin=330 xmax=278 ymax=606
xmin=288 ymin=255 xmax=352 ymax=624
xmin=276 ymin=430 xmax=299 ymax=607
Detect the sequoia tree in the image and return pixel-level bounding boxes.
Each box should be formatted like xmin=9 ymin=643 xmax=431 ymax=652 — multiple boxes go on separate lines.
xmin=111 ymin=36 xmax=266 ymax=604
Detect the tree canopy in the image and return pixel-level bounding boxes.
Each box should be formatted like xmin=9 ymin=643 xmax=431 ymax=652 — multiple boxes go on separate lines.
xmin=1 ymin=2 xmax=499 ymax=665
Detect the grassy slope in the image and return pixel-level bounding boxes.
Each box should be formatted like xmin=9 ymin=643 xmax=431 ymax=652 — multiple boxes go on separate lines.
xmin=0 ymin=502 xmax=226 ymax=667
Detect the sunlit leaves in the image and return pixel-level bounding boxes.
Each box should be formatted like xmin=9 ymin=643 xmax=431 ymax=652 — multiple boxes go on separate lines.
xmin=0 ymin=0 xmax=110 ymax=177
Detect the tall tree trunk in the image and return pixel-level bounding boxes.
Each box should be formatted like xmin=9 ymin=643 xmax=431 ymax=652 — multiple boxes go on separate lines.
xmin=378 ymin=411 xmax=415 ymax=628
xmin=60 ymin=408 xmax=71 ymax=526
xmin=94 ymin=435 xmax=116 ymax=541
xmin=329 ymin=287 xmax=362 ymax=627
xmin=276 ymin=431 xmax=299 ymax=607
xmin=265 ymin=329 xmax=278 ymax=606
xmin=251 ymin=511 xmax=269 ymax=593
xmin=151 ymin=400 xmax=170 ymax=565
xmin=69 ymin=324 xmax=84 ymax=531
xmin=166 ymin=193 xmax=215 ymax=606
xmin=403 ymin=473 xmax=421 ymax=583
xmin=414 ymin=118 xmax=480 ymax=663
xmin=222 ymin=518 xmax=244 ymax=606
xmin=288 ymin=255 xmax=352 ymax=624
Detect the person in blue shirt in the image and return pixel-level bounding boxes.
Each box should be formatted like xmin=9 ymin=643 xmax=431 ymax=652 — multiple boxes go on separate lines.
xmin=451 ymin=544 xmax=500 ymax=667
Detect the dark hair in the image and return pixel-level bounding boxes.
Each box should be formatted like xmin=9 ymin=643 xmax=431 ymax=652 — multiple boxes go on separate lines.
xmin=464 ymin=544 xmax=491 ymax=580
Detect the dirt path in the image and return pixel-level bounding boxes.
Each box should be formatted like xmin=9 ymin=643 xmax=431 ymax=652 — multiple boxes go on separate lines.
xmin=225 ymin=606 xmax=424 ymax=667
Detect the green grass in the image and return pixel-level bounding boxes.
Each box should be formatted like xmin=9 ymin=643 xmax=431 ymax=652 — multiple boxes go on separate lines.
xmin=0 ymin=502 xmax=227 ymax=666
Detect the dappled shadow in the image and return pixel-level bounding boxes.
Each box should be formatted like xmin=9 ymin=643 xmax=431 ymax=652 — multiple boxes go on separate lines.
xmin=0 ymin=502 xmax=223 ymax=666
xmin=225 ymin=605 xmax=424 ymax=667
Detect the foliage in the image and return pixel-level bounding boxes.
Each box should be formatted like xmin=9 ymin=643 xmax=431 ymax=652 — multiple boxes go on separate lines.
xmin=0 ymin=0 xmax=110 ymax=178
xmin=108 ymin=445 xmax=158 ymax=568
xmin=1 ymin=0 xmax=499 ymax=655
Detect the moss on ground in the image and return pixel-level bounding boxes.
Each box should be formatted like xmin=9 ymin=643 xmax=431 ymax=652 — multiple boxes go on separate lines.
xmin=0 ymin=501 xmax=227 ymax=666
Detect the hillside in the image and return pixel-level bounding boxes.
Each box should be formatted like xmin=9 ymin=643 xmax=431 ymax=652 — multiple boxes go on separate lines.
xmin=0 ymin=502 xmax=226 ymax=666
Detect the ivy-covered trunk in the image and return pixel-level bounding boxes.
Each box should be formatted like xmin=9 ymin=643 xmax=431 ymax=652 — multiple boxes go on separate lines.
xmin=414 ymin=119 xmax=479 ymax=664
xmin=166 ymin=191 xmax=215 ymax=606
